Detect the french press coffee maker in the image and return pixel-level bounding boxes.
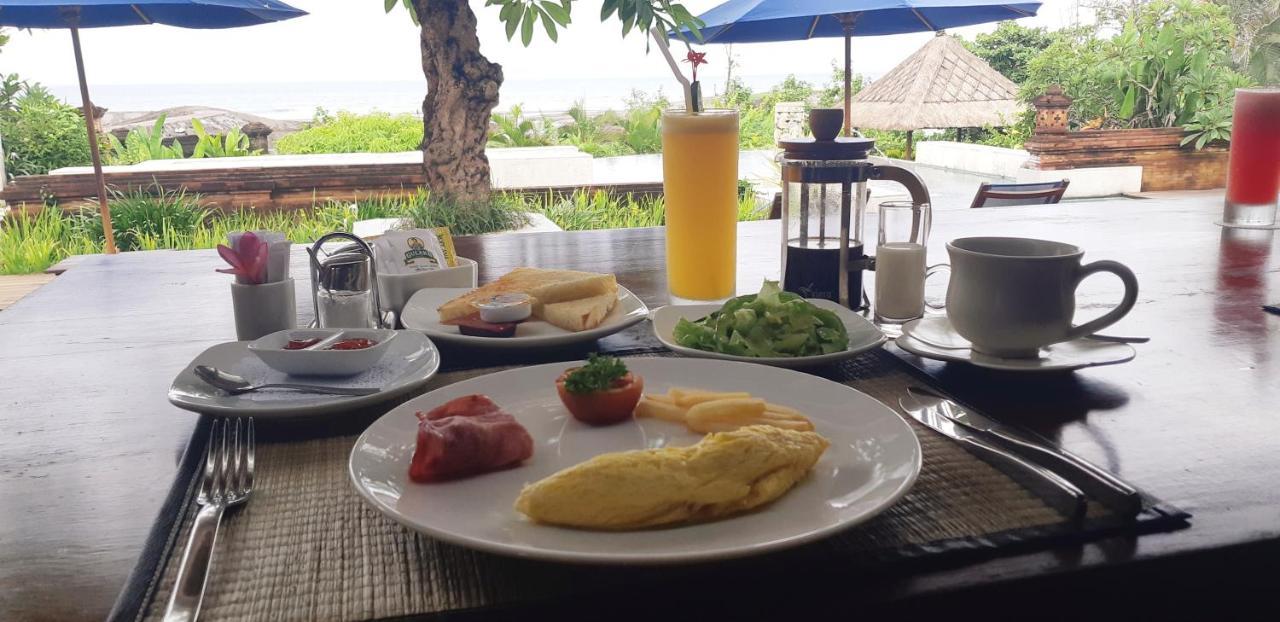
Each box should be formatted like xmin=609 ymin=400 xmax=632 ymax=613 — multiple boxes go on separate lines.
xmin=778 ymin=110 xmax=931 ymax=309
xmin=307 ymin=232 xmax=394 ymax=329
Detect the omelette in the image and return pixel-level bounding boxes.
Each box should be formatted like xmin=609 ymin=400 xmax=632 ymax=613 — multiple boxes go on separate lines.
xmin=514 ymin=425 xmax=829 ymax=530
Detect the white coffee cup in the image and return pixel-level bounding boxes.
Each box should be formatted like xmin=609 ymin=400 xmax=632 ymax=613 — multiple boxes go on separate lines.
xmin=945 ymin=237 xmax=1138 ymax=358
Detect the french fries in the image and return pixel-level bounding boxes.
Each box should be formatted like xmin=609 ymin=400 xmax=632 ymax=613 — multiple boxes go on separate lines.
xmin=635 ymin=388 xmax=814 ymax=434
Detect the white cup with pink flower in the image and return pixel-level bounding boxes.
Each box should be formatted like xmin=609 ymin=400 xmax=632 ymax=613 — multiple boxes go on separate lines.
xmin=219 ymin=231 xmax=297 ymax=341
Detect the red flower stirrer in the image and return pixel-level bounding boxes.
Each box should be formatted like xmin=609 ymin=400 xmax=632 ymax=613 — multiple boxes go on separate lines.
xmin=683 ymin=49 xmax=708 ymax=83
xmin=217 ymin=231 xmax=269 ymax=285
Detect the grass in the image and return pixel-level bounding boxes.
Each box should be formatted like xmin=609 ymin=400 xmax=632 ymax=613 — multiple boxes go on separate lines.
xmin=0 ymin=187 xmax=771 ymax=275
xmin=275 ymin=111 xmax=423 ymax=155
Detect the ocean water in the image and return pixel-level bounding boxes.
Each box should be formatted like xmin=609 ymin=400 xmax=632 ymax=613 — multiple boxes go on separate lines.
xmin=47 ymin=72 xmax=831 ymax=121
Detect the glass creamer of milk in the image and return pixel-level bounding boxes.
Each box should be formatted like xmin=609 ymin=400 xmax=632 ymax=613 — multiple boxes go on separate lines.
xmin=875 ymin=242 xmax=928 ymax=321
xmin=874 ymin=201 xmax=945 ymax=325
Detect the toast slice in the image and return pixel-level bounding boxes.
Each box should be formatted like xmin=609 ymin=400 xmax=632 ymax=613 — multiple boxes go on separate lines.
xmin=437 ymin=268 xmax=616 ymax=323
xmin=538 ymin=292 xmax=619 ymax=332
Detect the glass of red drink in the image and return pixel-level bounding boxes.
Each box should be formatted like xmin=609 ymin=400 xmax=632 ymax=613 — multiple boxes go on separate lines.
xmin=1222 ymin=88 xmax=1280 ymax=228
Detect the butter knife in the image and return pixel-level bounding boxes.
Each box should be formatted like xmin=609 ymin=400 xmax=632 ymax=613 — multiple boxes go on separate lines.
xmin=909 ymin=387 xmax=1142 ymax=519
xmin=899 ymin=394 xmax=1087 ymax=524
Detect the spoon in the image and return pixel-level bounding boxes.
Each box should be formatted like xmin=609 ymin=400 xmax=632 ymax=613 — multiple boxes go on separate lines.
xmin=194 ymin=365 xmax=380 ymax=396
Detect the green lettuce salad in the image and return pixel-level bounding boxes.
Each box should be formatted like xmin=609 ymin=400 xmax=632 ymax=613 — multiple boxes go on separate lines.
xmin=673 ymin=281 xmax=849 ymax=358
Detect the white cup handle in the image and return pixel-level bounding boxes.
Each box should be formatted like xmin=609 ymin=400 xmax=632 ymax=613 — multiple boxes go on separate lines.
xmin=1066 ymin=260 xmax=1139 ymax=340
xmin=923 ymin=263 xmax=950 ymax=312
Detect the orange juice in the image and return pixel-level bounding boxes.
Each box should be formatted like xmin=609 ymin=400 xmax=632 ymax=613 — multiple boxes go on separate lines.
xmin=662 ymin=109 xmax=739 ymax=300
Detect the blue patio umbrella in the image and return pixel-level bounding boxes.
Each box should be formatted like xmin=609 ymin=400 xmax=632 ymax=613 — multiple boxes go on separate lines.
xmin=0 ymin=0 xmax=307 ymax=253
xmin=678 ymin=0 xmax=1041 ymax=135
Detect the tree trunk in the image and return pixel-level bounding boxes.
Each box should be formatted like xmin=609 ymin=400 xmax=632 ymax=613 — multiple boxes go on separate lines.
xmin=414 ymin=0 xmax=503 ymax=201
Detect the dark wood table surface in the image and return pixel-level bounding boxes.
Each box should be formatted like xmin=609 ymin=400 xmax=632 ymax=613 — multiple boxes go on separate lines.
xmin=3 ymin=196 xmax=1279 ymax=620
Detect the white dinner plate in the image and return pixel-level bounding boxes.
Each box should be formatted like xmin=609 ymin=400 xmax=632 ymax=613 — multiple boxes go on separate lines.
xmin=651 ymin=299 xmax=887 ymax=368
xmin=348 ymin=357 xmax=921 ymax=565
xmin=896 ymin=316 xmax=1136 ymax=372
xmin=400 ymin=286 xmax=650 ymax=349
xmin=168 ymin=331 xmax=440 ymax=417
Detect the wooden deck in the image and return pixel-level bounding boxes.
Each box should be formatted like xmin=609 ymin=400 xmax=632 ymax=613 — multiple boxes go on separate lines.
xmin=0 ymin=274 xmax=55 ymax=310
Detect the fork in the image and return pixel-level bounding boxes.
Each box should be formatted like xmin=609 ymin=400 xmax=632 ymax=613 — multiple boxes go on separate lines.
xmin=163 ymin=418 xmax=255 ymax=622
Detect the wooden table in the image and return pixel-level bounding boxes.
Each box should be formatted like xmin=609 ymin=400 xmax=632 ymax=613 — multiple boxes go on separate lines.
xmin=3 ymin=196 xmax=1279 ymax=620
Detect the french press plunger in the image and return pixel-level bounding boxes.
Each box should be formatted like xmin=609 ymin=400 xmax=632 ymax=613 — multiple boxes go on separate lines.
xmin=778 ymin=111 xmax=932 ymax=309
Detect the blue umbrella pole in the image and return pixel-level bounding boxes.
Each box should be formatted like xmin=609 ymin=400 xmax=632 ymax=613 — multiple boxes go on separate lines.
xmin=70 ymin=27 xmax=117 ymax=254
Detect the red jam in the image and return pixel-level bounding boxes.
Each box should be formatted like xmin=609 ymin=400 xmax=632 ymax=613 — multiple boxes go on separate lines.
xmin=328 ymin=338 xmax=377 ymax=350
xmin=284 ymin=338 xmax=322 ymax=350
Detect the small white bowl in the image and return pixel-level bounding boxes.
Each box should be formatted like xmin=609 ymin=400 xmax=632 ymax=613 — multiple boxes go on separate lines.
xmin=378 ymin=257 xmax=478 ymax=317
xmin=248 ymin=328 xmax=398 ymax=377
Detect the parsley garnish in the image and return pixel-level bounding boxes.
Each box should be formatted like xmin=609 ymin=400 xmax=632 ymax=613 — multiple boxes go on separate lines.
xmin=563 ymin=354 xmax=628 ymax=394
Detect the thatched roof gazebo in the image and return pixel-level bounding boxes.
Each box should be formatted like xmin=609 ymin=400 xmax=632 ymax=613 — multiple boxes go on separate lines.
xmin=849 ymin=33 xmax=1023 ymax=159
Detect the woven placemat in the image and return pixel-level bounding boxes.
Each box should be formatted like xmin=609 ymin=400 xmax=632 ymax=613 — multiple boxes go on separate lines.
xmin=129 ymin=350 xmax=1185 ymax=622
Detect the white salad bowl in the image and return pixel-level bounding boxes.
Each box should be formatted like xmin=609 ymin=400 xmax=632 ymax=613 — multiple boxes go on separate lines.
xmin=248 ymin=328 xmax=399 ymax=377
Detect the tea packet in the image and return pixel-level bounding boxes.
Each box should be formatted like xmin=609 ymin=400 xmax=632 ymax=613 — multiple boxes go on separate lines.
xmin=372 ymin=229 xmax=449 ymax=275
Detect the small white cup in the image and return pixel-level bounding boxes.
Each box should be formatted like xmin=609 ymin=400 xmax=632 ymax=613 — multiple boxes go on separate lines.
xmin=230 ymin=278 xmax=298 ymax=341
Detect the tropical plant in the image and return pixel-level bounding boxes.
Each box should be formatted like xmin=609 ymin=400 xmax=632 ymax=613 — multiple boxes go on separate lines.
xmin=191 ymin=118 xmax=260 ymax=158
xmin=105 ymin=114 xmax=186 ymax=165
xmin=619 ymin=105 xmax=662 ymax=153
xmin=488 ymin=104 xmax=553 ymax=147
xmin=380 ymin=0 xmax=703 ymax=200
xmin=961 ymin=21 xmax=1056 ymax=84
xmin=75 ymin=187 xmax=210 ymax=252
xmin=1181 ymin=103 xmax=1235 ymax=148
xmin=1248 ymin=14 xmax=1280 ymax=84
xmin=395 ymin=189 xmax=531 ymax=232
xmin=0 ymin=208 xmax=71 ymax=275
xmin=1022 ymin=27 xmax=1115 ymax=129
xmin=0 ymin=85 xmax=92 ymax=179
xmin=1106 ymin=0 xmax=1245 ymax=129
xmin=275 ymin=111 xmax=423 ymax=154
xmin=817 ymin=61 xmax=864 ymax=109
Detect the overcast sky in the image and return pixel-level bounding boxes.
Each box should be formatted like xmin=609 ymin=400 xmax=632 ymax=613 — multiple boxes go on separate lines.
xmin=1 ymin=0 xmax=1089 ymax=87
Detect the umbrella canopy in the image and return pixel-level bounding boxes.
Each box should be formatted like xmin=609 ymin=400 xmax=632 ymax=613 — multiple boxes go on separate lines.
xmin=0 ymin=0 xmax=307 ymax=253
xmin=686 ymin=0 xmax=1042 ymax=42
xmin=0 ymin=0 xmax=305 ymax=28
xmin=678 ymin=0 xmax=1040 ymax=137
xmin=849 ymin=34 xmax=1022 ymax=131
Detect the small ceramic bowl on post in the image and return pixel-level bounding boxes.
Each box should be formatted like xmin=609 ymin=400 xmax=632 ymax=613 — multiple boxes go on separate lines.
xmin=231 ymin=278 xmax=298 ymax=341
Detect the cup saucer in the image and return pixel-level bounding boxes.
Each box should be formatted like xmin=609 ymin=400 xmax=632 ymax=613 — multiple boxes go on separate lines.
xmin=896 ymin=316 xmax=1136 ymax=372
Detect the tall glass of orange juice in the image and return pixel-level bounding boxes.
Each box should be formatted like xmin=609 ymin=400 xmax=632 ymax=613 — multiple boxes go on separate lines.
xmin=662 ymin=109 xmax=739 ymax=301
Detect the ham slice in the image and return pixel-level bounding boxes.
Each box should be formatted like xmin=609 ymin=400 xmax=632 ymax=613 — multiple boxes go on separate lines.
xmin=409 ymin=394 xmax=534 ymax=483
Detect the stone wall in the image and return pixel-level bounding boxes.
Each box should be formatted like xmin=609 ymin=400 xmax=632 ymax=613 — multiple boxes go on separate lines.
xmin=1024 ymin=127 xmax=1227 ymax=192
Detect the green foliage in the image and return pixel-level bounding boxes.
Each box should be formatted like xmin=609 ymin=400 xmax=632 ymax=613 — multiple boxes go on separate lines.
xmin=385 ymin=1 xmax=703 ymax=46
xmin=817 ymin=61 xmax=864 ymax=108
xmin=619 ymin=105 xmax=662 ymax=153
xmin=961 ymin=21 xmax=1055 ymax=84
xmin=488 ymin=105 xmax=554 ymax=147
xmin=191 ymin=119 xmax=260 ymax=158
xmin=0 ymin=85 xmax=91 ymax=179
xmin=1021 ymin=27 xmax=1114 ymax=128
xmin=1248 ymin=16 xmax=1280 ymax=84
xmin=275 ymin=111 xmax=422 ymax=154
xmin=392 ymin=190 xmax=532 ymax=233
xmin=1181 ymin=100 xmax=1235 ymax=148
xmin=863 ymin=129 xmax=909 ymax=159
xmin=0 ymin=208 xmax=71 ymax=275
xmin=1019 ymin=0 xmax=1253 ymax=150
xmin=73 ymin=187 xmax=210 ymax=252
xmin=105 ymin=115 xmax=185 ymax=165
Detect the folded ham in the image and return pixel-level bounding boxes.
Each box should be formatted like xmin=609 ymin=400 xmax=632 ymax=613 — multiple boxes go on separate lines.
xmin=409 ymin=394 xmax=534 ymax=483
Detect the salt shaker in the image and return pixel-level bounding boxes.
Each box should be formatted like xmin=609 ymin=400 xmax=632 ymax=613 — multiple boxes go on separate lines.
xmin=307 ymin=232 xmax=393 ymax=329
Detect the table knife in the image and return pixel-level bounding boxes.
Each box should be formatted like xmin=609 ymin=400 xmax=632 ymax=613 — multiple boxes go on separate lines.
xmin=899 ymin=394 xmax=1087 ymax=524
xmin=909 ymin=387 xmax=1142 ymax=520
